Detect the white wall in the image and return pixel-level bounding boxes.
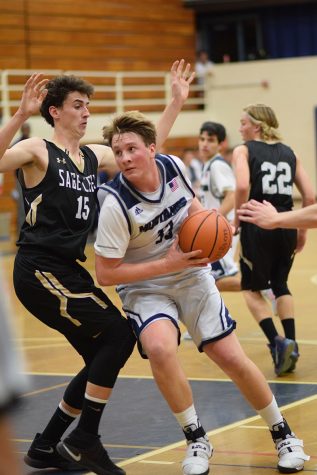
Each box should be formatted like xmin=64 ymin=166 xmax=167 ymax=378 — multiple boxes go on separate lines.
xmin=172 ymin=56 xmax=317 ymax=195
xmin=203 ymin=56 xmax=317 ymax=194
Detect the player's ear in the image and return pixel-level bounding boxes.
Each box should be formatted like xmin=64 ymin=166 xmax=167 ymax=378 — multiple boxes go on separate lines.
xmin=49 ymin=105 xmax=59 ymax=120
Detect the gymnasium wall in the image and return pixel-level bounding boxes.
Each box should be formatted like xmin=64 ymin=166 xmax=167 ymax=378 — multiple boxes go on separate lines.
xmin=0 ymin=0 xmax=195 ymax=71
xmin=1 ymin=1 xmax=317 ymax=234
xmin=0 ymin=0 xmax=196 ymax=234
xmin=201 ymin=56 xmax=317 ymax=195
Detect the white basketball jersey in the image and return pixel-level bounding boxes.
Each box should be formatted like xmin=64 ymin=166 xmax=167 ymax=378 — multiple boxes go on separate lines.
xmin=200 ymin=154 xmax=235 ymax=222
xmin=95 ymin=154 xmax=202 ymax=289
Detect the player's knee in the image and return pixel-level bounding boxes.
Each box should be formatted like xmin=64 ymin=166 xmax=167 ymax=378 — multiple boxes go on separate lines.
xmin=117 ymin=328 xmax=136 ymax=366
xmin=115 ymin=317 xmax=136 ymax=357
xmin=88 ymin=349 xmax=128 ymax=388
xmin=143 ymin=338 xmax=176 ymax=364
xmin=271 ymin=283 xmax=291 ymax=298
xmin=88 ymin=328 xmax=136 ymax=388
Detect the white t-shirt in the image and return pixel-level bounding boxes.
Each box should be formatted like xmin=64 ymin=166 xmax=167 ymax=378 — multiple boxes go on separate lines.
xmin=195 ymin=60 xmax=214 ymax=85
xmin=200 ymin=154 xmax=236 ymax=221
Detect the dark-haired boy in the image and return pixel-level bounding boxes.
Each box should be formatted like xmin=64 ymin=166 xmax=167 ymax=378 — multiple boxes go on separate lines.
xmin=198 ymin=121 xmax=240 ymax=291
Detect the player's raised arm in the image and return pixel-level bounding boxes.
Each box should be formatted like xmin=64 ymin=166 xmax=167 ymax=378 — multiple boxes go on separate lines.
xmin=0 ymin=73 xmax=48 ymax=172
xmin=156 ymin=59 xmax=195 ymax=151
xmin=0 ymin=74 xmax=48 ymax=154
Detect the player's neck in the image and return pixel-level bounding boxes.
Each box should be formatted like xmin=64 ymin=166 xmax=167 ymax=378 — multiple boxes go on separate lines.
xmin=129 ymin=164 xmax=161 ymax=193
xmin=52 ymin=130 xmax=81 ymax=153
xmin=52 ymin=135 xmax=84 ymax=170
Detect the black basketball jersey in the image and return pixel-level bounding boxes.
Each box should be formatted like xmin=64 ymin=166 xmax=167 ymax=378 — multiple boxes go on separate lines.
xmin=17 ymin=140 xmax=98 ymax=261
xmin=246 ymin=140 xmax=296 ymax=211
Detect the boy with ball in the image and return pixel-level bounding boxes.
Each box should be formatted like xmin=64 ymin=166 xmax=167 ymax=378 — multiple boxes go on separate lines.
xmin=94 ymin=111 xmax=309 ymax=475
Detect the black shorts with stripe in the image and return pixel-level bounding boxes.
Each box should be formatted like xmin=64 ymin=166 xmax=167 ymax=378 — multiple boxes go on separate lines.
xmin=13 ymin=248 xmax=133 ymax=359
xmin=239 ymin=223 xmax=297 ymax=291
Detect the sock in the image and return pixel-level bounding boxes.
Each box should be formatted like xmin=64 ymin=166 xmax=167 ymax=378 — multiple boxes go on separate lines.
xmin=41 ymin=404 xmax=77 ymax=443
xmin=281 ymin=318 xmax=295 ymax=341
xmin=259 ymin=318 xmax=279 ymax=346
xmin=174 ymin=404 xmax=200 ymax=430
xmin=76 ymin=393 xmax=107 ymax=435
xmin=257 ymin=396 xmax=283 ymax=430
xmin=174 ymin=404 xmax=207 ymax=440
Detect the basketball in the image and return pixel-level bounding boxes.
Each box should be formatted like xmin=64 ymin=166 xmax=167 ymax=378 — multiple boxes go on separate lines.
xmin=178 ymin=209 xmax=233 ymax=262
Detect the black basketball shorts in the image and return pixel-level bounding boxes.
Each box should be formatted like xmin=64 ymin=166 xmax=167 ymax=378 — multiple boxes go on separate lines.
xmin=13 ymin=249 xmax=130 ymax=349
xmin=239 ymin=223 xmax=297 ymax=291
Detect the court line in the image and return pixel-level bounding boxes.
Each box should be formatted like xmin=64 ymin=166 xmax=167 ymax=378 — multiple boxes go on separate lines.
xmin=14 ymin=438 xmax=159 ymax=450
xmin=15 ymin=337 xmax=67 ymax=342
xmin=139 ymin=460 xmax=175 ymax=465
xmin=116 ymin=393 xmax=317 ymax=468
xmin=239 ymin=337 xmax=317 ymax=346
xmin=20 ymin=382 xmax=69 ymax=398
xmin=23 ymin=343 xmax=70 ymax=350
xmin=23 ymin=371 xmax=317 ymax=386
xmin=17 ymin=335 xmax=317 ymax=345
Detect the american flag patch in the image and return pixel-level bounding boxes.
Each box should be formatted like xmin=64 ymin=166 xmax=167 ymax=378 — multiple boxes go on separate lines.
xmin=169 ymin=177 xmax=179 ymax=192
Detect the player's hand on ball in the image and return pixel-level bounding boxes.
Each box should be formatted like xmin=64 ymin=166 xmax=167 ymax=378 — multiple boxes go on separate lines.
xmin=163 ymin=236 xmax=209 ymax=273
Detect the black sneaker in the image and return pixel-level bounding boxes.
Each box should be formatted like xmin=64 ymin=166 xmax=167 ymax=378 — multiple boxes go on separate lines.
xmin=57 ymin=428 xmax=125 ymax=475
xmin=286 ymin=342 xmax=300 ymax=373
xmin=268 ymin=336 xmax=295 ymax=376
xmin=24 ymin=432 xmax=85 ymax=470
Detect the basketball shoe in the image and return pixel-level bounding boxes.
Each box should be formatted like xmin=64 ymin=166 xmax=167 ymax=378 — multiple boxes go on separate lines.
xmin=271 ymin=419 xmax=310 ymax=473
xmin=57 ymin=427 xmax=125 ymax=475
xmin=182 ymin=424 xmax=212 ymax=475
xmin=268 ymin=336 xmax=295 ymax=376
xmin=24 ymin=432 xmax=84 ymax=470
xmin=286 ymin=342 xmax=300 ymax=373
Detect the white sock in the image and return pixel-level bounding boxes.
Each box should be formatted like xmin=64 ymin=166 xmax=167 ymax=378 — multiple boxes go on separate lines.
xmin=257 ymin=396 xmax=283 ymax=429
xmin=174 ymin=404 xmax=200 ymax=430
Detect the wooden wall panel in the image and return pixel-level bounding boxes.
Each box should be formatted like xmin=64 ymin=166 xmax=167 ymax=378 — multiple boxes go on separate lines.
xmin=0 ymin=1 xmax=26 ymax=69
xmin=0 ymin=0 xmax=196 ymax=226
xmin=0 ymin=0 xmax=196 ymax=70
xmin=0 ymin=1 xmax=195 ymax=70
xmin=164 ymin=136 xmax=198 ymax=158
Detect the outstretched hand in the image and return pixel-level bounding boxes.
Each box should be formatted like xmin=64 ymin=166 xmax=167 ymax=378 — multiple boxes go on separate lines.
xmin=155 ymin=60 xmax=195 ymax=151
xmin=170 ymin=59 xmax=195 ymax=104
xmin=18 ymin=73 xmax=49 ymax=118
xmin=237 ymin=199 xmax=278 ymax=229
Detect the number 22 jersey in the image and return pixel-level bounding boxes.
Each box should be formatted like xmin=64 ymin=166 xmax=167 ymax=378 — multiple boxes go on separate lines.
xmin=246 ymin=140 xmax=296 ymax=211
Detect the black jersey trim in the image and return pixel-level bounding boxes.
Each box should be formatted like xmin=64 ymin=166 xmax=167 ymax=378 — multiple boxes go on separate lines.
xmin=119 ymin=160 xmax=166 ymax=204
xmin=160 ymin=154 xmax=195 ymax=198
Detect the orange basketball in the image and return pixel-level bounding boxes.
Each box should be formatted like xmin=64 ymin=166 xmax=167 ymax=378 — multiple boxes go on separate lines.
xmin=178 ymin=209 xmax=233 ymax=263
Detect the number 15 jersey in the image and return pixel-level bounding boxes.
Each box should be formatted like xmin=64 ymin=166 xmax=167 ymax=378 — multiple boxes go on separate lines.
xmin=17 ymin=140 xmax=98 ymax=262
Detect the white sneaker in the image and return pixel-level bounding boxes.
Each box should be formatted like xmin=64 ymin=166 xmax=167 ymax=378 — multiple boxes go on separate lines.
xmin=276 ymin=437 xmax=310 ymax=473
xmin=182 ymin=437 xmax=212 ymax=475
xmin=271 ymin=419 xmax=310 ymax=473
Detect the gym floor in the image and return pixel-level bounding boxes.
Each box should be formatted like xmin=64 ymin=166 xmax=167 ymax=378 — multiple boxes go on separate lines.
xmin=1 ymin=231 xmax=317 ymax=475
